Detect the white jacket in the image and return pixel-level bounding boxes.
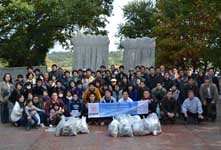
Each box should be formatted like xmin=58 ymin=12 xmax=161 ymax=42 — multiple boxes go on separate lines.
xmin=11 ymin=101 xmax=24 ymax=122
xmin=118 ymin=97 xmax=133 ymax=103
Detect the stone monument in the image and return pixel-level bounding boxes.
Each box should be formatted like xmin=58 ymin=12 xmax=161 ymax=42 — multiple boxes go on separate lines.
xmin=121 ymin=37 xmax=155 ymax=70
xmin=71 ymin=33 xmax=109 ymax=70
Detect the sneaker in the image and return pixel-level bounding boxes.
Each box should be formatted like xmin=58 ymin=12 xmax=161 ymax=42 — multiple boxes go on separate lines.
xmin=40 ymin=123 xmax=46 ymax=128
xmin=100 ymin=121 xmax=105 ymax=126
xmin=26 ymin=126 xmax=31 ymax=131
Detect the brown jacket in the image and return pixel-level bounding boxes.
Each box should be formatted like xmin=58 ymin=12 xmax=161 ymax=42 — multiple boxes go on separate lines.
xmin=82 ymin=87 xmax=102 ymax=104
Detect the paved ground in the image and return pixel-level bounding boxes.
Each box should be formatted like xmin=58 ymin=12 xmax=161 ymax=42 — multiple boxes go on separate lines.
xmin=1 ymin=100 xmax=221 ymax=150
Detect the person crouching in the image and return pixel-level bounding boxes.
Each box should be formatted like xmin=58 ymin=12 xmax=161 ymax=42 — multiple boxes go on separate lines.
xmin=182 ymin=90 xmax=204 ymax=124
xmin=160 ymin=91 xmax=176 ymax=124
xmin=25 ymin=99 xmax=44 ymax=130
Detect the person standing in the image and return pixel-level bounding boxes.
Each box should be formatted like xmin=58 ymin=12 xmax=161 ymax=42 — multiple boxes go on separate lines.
xmin=199 ymin=77 xmax=219 ymax=121
xmin=207 ymin=68 xmax=220 ymax=94
xmin=0 ymin=73 xmax=14 ymax=123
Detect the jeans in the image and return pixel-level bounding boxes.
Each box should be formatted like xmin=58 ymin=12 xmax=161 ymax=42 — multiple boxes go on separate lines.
xmin=27 ymin=113 xmax=41 ymax=128
xmin=16 ymin=116 xmax=26 ymax=126
xmin=8 ymin=102 xmax=14 ymax=122
xmin=0 ymin=102 xmax=9 ymax=123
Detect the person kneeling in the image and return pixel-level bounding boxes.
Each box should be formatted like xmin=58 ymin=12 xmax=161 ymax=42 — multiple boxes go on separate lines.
xmin=182 ymin=90 xmax=204 ymax=124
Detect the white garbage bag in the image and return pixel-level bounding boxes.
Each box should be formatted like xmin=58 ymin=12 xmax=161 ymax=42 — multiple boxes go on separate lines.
xmin=55 ymin=115 xmax=66 ymax=136
xmin=108 ymin=119 xmax=120 ymax=137
xmin=118 ymin=117 xmax=133 ymax=137
xmin=115 ymin=115 xmax=129 ymax=122
xmin=77 ymin=116 xmax=89 ymax=134
xmin=143 ymin=113 xmax=161 ymax=135
xmin=62 ymin=118 xmax=77 ymax=136
xmin=132 ymin=120 xmax=150 ymax=136
xmin=129 ymin=115 xmax=141 ymax=125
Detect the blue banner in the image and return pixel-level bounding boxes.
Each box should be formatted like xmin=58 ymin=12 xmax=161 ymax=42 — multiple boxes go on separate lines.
xmin=88 ymin=101 xmax=149 ymax=118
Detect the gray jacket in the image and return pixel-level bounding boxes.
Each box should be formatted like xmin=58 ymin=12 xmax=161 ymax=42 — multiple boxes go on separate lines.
xmin=199 ymin=83 xmax=219 ymax=104
xmin=0 ymin=81 xmax=14 ymax=103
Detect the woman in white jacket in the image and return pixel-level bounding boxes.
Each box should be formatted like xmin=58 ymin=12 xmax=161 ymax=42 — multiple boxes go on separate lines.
xmin=11 ymin=94 xmax=25 ymax=126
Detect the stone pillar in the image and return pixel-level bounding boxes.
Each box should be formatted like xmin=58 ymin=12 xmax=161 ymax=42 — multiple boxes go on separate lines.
xmin=71 ymin=34 xmax=109 ymax=71
xmin=121 ymin=37 xmax=155 ymax=70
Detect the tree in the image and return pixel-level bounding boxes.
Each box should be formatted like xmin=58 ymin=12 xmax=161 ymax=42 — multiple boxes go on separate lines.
xmin=0 ymin=0 xmax=113 ymax=67
xmin=118 ymin=0 xmax=155 ymax=39
xmin=153 ymin=0 xmax=221 ymax=70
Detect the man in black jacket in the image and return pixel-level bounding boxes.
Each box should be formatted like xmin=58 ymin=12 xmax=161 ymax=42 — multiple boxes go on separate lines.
xmin=160 ymin=91 xmax=177 ymax=124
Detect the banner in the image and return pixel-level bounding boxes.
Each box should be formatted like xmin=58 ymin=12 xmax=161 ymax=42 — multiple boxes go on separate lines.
xmin=88 ymin=101 xmax=149 ymax=118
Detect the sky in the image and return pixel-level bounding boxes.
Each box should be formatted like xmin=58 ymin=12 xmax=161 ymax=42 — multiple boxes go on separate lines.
xmin=49 ymin=0 xmax=134 ymax=53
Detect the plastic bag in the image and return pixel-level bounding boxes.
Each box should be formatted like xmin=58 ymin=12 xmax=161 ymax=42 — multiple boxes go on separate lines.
xmin=143 ymin=113 xmax=161 ymax=135
xmin=55 ymin=115 xmax=66 ymax=136
xmin=132 ymin=120 xmax=150 ymax=136
xmin=115 ymin=115 xmax=129 ymax=122
xmin=62 ymin=118 xmax=77 ymax=136
xmin=77 ymin=116 xmax=89 ymax=134
xmin=108 ymin=119 xmax=120 ymax=137
xmin=72 ymin=118 xmax=81 ymax=133
xmin=129 ymin=115 xmax=141 ymax=125
xmin=118 ymin=117 xmax=133 ymax=137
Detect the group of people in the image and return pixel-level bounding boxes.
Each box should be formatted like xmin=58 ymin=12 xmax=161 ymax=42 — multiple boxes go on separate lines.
xmin=0 ymin=64 xmax=220 ymax=130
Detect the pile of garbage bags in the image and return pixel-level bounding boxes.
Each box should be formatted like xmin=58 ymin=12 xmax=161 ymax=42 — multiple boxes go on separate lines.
xmin=108 ymin=113 xmax=161 ymax=137
xmin=55 ymin=116 xmax=90 ymax=136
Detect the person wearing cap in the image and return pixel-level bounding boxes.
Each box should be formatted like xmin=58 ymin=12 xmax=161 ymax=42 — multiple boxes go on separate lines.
xmin=110 ymin=78 xmax=117 ymax=82
xmin=199 ymin=77 xmax=219 ymax=121
xmin=82 ymin=83 xmax=102 ymax=104
xmin=110 ymin=78 xmax=117 ymax=91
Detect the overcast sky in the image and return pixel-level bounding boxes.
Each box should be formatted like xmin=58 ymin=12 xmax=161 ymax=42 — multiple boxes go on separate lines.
xmin=49 ymin=0 xmax=133 ymax=53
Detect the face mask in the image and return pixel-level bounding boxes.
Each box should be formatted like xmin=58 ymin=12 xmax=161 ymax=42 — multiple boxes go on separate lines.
xmin=27 ymin=86 xmax=31 ymax=89
xmin=59 ymin=94 xmax=63 ymax=98
xmin=67 ymin=96 xmax=72 ymax=100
